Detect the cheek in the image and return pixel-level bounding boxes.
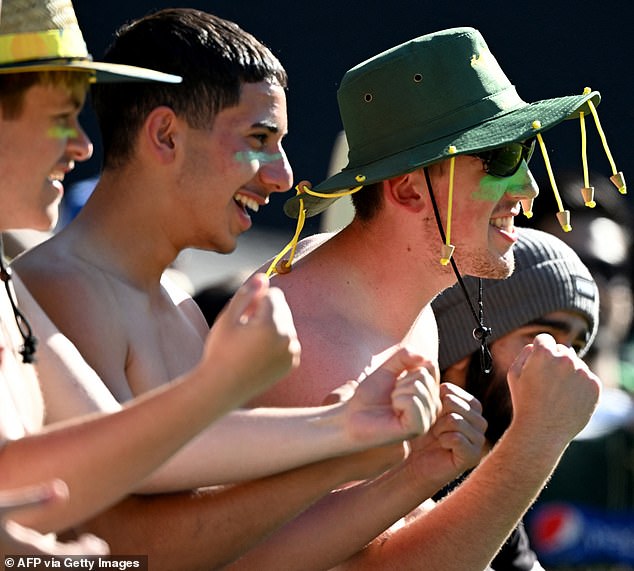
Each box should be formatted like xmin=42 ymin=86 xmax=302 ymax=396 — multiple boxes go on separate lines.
xmin=471 ymin=176 xmax=507 ymax=202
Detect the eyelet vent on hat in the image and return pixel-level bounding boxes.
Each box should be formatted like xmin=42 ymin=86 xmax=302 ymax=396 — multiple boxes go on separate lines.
xmin=364 ymin=93 xmax=373 ymax=103
xmin=413 ymin=73 xmax=423 ymax=82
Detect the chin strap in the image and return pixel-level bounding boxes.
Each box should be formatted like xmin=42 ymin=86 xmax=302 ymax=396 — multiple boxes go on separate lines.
xmin=424 ymin=167 xmax=492 ymax=374
xmin=0 ymin=237 xmax=38 ymax=363
xmin=265 ymin=178 xmax=365 ymax=277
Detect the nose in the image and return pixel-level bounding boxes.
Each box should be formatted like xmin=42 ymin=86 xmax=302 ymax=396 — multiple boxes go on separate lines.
xmin=260 ymin=148 xmax=293 ymax=194
xmin=504 ymin=161 xmax=539 ymax=200
xmin=67 ymin=121 xmax=94 ymax=163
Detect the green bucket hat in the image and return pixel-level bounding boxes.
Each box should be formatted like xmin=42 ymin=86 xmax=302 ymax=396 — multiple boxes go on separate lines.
xmin=285 ymin=26 xmax=600 ymax=219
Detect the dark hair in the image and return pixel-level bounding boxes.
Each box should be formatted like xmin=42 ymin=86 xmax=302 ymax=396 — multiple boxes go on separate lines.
xmin=350 ymin=162 xmax=446 ymax=222
xmin=91 ymin=8 xmax=288 ymax=168
xmin=351 ymin=181 xmax=384 ymax=221
xmin=0 ymin=71 xmax=90 ymax=119
xmin=463 ymin=352 xmax=513 ymax=445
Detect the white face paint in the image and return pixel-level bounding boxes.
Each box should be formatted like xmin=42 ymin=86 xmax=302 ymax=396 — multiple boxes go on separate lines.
xmin=234 ymin=150 xmax=283 ymax=165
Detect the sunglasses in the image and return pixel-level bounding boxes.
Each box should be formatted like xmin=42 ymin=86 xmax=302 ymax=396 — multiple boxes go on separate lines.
xmin=473 ymin=138 xmax=536 ymax=178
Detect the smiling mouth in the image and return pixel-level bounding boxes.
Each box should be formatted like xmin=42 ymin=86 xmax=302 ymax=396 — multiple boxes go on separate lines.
xmin=47 ymin=172 xmax=65 ymax=183
xmin=490 ymin=216 xmax=514 ymax=232
xmin=234 ymin=192 xmax=261 ymax=213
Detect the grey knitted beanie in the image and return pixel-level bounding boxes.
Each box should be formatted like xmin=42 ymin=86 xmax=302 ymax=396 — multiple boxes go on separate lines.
xmin=432 ymin=227 xmax=599 ymax=371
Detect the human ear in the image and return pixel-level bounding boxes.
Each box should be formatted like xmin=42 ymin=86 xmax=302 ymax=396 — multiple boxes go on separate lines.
xmin=384 ymin=171 xmax=427 ymax=213
xmin=143 ymin=106 xmax=179 ymax=163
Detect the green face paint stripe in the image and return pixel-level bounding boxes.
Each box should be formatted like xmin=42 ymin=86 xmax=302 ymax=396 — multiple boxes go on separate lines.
xmin=234 ymin=150 xmax=282 ymax=163
xmin=47 ymin=126 xmax=78 ymax=139
xmin=472 ymin=175 xmax=507 ymax=201
xmin=472 ymin=164 xmax=530 ymax=201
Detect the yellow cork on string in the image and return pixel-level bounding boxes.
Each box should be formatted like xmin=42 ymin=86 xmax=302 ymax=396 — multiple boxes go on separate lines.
xmin=583 ymin=87 xmax=627 ymax=194
xmin=610 ymin=172 xmax=627 ymax=195
xmin=440 ymin=146 xmax=457 ymax=265
xmin=532 ymin=123 xmax=572 ymax=232
xmin=579 ymin=111 xmax=596 ymax=207
xmin=520 ymin=198 xmax=534 ymax=218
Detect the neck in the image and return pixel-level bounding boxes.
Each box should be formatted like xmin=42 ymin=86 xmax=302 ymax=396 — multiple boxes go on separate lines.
xmin=65 ymin=170 xmax=180 ymax=290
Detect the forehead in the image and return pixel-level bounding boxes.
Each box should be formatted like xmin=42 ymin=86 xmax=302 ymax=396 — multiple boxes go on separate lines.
xmin=26 ymin=81 xmax=87 ymax=111
xmin=216 ymin=80 xmax=288 ymax=131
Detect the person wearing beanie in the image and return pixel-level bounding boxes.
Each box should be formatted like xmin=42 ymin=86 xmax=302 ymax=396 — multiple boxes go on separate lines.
xmin=431 ymin=227 xmax=599 ymax=571
xmin=434 ymin=226 xmax=598 ymax=445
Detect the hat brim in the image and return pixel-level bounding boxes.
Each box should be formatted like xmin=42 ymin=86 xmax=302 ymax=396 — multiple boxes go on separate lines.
xmin=0 ymin=58 xmax=182 ymax=83
xmin=285 ymin=91 xmax=600 ymax=218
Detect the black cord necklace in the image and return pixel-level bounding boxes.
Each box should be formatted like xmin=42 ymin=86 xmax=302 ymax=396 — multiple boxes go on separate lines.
xmin=0 ymin=237 xmax=38 ymax=363
xmin=423 ymin=167 xmax=492 ymax=374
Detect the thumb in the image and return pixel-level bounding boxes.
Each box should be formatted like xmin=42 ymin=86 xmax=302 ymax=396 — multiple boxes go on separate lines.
xmin=221 ymin=273 xmax=268 ymax=325
xmin=508 ymin=343 xmax=533 ymax=383
xmin=0 ymin=479 xmax=69 ymax=513
xmin=376 ymin=347 xmax=427 ymax=377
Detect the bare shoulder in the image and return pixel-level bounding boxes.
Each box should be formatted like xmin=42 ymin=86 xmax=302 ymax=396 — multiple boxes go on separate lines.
xmin=12 ymin=235 xmax=130 ymax=394
xmin=13 ymin=236 xmax=117 ymax=329
xmin=160 ymin=270 xmax=209 ymax=336
xmin=405 ymin=304 xmax=438 ymax=362
xmin=253 ymin=232 xmax=337 ymax=275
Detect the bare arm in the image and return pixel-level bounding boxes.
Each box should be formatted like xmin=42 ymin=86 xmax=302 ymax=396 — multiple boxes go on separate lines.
xmin=226 ymin=382 xmax=487 ymax=570
xmin=333 ymin=335 xmax=601 ymax=571
xmin=17 ymin=274 xmax=438 ymax=492
xmin=77 ymin=442 xmax=407 ymax=570
xmin=1 ymin=275 xmax=299 ymax=532
xmin=141 ymin=347 xmax=441 ymax=491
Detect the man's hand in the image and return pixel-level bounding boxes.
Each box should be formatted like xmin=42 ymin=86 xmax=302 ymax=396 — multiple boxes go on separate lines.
xmin=507 ymin=333 xmax=601 ymax=447
xmin=405 ymin=383 xmax=487 ymax=492
xmin=339 ymin=347 xmax=442 ymax=448
xmin=201 ymin=273 xmax=301 ymax=407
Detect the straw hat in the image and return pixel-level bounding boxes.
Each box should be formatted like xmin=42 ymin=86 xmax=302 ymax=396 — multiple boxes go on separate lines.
xmin=0 ymin=0 xmax=181 ymax=83
xmin=284 ymin=27 xmax=600 ymax=218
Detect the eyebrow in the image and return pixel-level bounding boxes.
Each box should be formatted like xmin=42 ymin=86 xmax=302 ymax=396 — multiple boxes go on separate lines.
xmin=524 ymin=317 xmax=589 ymax=347
xmin=252 ymin=121 xmax=280 ymax=133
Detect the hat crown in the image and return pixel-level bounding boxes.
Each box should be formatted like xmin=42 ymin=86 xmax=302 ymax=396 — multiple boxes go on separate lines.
xmin=0 ymin=0 xmax=80 ymax=34
xmin=339 ymin=27 xmax=523 ymax=169
xmin=0 ymin=0 xmax=182 ymax=84
xmin=284 ymin=26 xmax=599 ymax=218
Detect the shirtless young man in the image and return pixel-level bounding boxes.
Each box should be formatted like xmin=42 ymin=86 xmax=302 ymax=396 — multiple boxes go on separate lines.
xmin=7 ymin=5 xmax=440 ymax=567
xmin=0 ymin=0 xmax=306 ymax=548
xmin=225 ymin=28 xmax=608 ymax=570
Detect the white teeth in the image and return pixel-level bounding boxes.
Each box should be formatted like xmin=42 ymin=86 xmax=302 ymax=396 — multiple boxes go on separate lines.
xmin=47 ymin=173 xmax=64 ymax=182
xmin=234 ymin=194 xmax=260 ymax=213
xmin=490 ymin=216 xmax=514 ymax=231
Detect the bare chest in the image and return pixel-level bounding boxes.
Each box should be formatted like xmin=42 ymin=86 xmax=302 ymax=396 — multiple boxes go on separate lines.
xmin=123 ymin=297 xmax=207 ymax=398
xmin=250 ymin=300 xmax=438 ymax=408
